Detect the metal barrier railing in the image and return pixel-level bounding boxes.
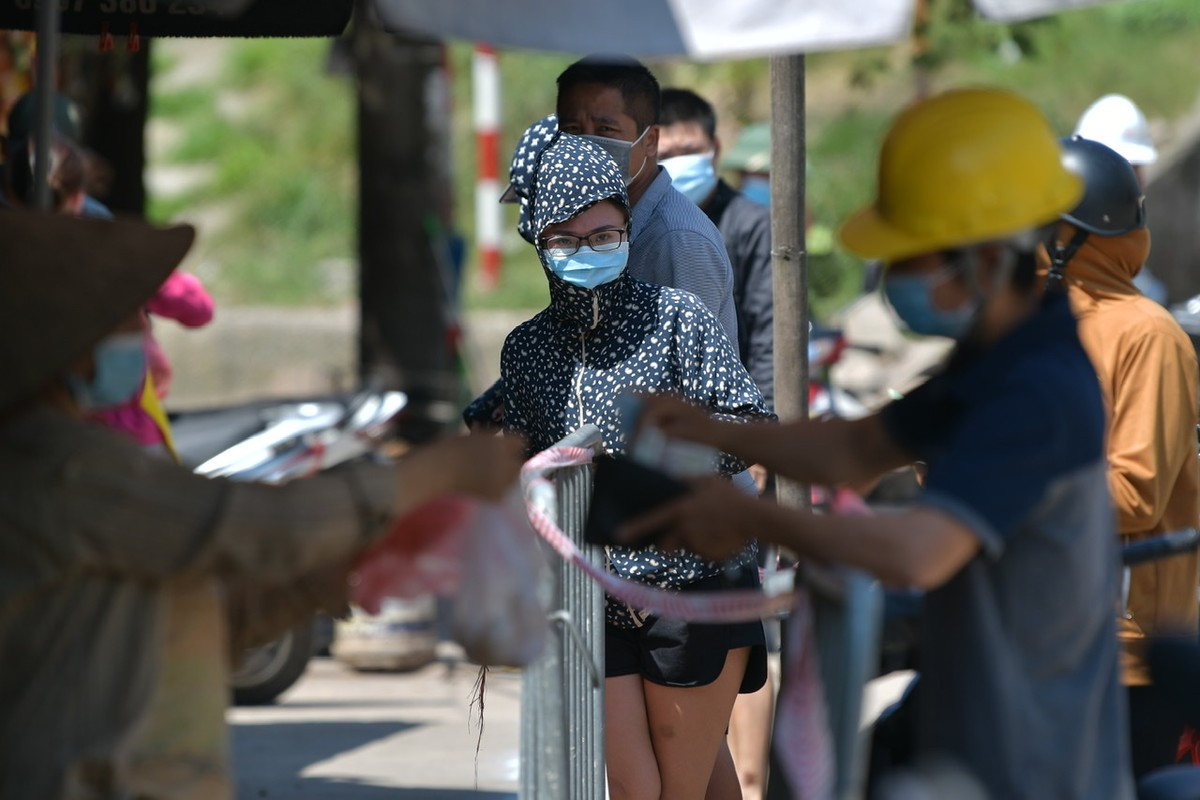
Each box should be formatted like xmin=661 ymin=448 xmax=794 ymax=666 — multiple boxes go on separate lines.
xmin=809 ymin=566 xmax=883 ymax=799
xmin=767 ymin=565 xmax=882 ymax=800
xmin=520 ymin=425 xmax=606 ymax=800
xmin=520 ymin=425 xmax=883 ymax=800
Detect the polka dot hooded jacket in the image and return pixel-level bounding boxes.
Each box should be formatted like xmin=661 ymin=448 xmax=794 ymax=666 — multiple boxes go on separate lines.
xmin=487 ymin=119 xmax=776 ymax=621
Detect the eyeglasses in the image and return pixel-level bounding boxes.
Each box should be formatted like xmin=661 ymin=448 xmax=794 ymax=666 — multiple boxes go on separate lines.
xmin=541 ymin=228 xmax=628 ymax=256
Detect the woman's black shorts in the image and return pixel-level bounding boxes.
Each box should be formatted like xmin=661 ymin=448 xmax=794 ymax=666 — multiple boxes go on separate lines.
xmin=605 ymin=568 xmax=768 ymax=694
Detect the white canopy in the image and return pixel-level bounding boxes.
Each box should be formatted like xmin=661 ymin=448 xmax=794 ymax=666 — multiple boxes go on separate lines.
xmin=373 ymin=0 xmax=1126 ymax=59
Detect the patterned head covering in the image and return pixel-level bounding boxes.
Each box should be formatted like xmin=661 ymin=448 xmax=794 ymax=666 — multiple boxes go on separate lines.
xmin=506 ymin=115 xmax=631 ymax=244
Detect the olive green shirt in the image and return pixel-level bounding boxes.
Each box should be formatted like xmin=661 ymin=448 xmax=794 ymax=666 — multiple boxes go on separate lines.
xmin=0 ymin=407 xmax=398 ymax=799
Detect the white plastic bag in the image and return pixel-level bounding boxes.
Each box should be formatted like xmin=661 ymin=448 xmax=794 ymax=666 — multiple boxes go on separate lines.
xmin=451 ymin=488 xmax=548 ymax=667
xmin=350 ymin=488 xmax=548 ymax=667
xmin=350 ymin=495 xmax=469 ymax=610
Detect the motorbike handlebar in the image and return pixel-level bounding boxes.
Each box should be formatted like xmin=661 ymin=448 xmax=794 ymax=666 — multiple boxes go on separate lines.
xmin=1120 ymin=528 xmax=1200 ymax=567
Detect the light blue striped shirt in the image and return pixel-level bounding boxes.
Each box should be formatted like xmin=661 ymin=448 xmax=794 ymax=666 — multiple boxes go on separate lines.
xmin=629 ymin=167 xmax=739 ymax=343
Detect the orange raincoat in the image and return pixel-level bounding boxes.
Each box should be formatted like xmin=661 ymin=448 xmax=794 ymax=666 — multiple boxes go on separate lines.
xmin=1046 ymin=225 xmax=1200 ymax=684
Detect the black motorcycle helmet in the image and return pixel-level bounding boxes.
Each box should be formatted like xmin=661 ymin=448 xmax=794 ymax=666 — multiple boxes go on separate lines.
xmin=1060 ymin=135 xmax=1146 ymax=235
xmin=1046 ymin=135 xmax=1147 ymax=287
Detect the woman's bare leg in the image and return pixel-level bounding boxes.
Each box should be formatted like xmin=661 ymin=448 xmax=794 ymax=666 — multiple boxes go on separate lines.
xmin=644 ymin=647 xmax=749 ymax=800
xmin=704 ymin=737 xmax=743 ymax=800
xmin=606 ymin=674 xmax=662 ymax=800
xmin=726 ymin=672 xmax=775 ymax=800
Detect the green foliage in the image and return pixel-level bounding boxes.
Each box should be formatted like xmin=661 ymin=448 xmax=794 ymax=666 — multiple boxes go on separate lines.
xmin=148 ymin=38 xmax=355 ymax=306
xmin=148 ymin=85 xmax=206 ymax=120
xmin=656 ymin=58 xmax=773 ymax=124
xmin=1107 ymin=0 xmax=1200 ymax=30
xmin=148 ymin=1 xmax=1200 ymax=320
xmin=149 ymin=42 xmax=178 ymax=77
xmin=916 ymin=0 xmax=1011 ymax=70
xmin=464 ymin=246 xmax=550 ymax=311
xmin=446 ymin=45 xmax=562 ymax=310
xmin=939 ymin=2 xmax=1200 ymax=132
xmin=805 ymin=108 xmax=894 ymax=318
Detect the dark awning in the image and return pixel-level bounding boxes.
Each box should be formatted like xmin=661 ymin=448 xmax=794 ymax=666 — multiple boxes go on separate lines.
xmin=0 ymin=0 xmax=352 ymax=39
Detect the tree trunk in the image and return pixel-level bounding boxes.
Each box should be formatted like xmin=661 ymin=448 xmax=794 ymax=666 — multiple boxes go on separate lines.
xmin=354 ymin=5 xmax=457 ymax=442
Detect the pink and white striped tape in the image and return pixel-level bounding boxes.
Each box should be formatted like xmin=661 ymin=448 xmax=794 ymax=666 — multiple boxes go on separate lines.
xmin=520 ymin=444 xmax=835 ymax=799
xmin=521 ymin=445 xmax=798 ymax=623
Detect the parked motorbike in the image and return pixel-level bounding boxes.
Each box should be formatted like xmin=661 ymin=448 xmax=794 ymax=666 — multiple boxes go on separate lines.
xmin=171 ymin=388 xmax=407 ymax=704
xmin=807 ymin=323 xmax=924 ymax=512
xmin=808 ymin=324 xmax=870 ymax=421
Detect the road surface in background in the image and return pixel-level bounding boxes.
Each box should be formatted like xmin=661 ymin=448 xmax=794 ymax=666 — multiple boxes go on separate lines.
xmin=230 ymin=657 xmax=520 ymax=799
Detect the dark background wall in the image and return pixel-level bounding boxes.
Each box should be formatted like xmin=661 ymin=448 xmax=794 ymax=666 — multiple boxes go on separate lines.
xmin=1145 ymin=115 xmax=1200 ymax=304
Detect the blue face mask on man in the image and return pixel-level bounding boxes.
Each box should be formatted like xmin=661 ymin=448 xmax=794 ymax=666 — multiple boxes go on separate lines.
xmin=883 ymin=270 xmax=977 ymax=339
xmin=544 ymin=242 xmax=630 ymax=290
xmin=740 ymin=174 xmax=771 ymax=207
xmin=68 ymin=331 xmax=147 ymax=410
xmin=662 ymin=152 xmax=718 ymax=206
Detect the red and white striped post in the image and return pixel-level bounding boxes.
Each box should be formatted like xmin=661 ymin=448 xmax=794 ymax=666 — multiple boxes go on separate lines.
xmin=473 ymin=44 xmax=502 ymax=291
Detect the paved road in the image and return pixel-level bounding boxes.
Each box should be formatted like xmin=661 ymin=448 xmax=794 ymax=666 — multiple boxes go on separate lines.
xmin=157 ymin=307 xmax=530 ymax=411
xmin=228 ymin=652 xmax=913 ymax=800
xmin=230 ymin=657 xmax=520 ymax=799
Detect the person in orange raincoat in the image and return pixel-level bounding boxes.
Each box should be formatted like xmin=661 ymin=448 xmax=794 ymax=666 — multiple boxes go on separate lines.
xmin=1041 ymin=135 xmax=1200 ymax=780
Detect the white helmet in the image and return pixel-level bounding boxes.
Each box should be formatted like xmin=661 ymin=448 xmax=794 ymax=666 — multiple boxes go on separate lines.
xmin=1073 ymin=94 xmax=1158 ymax=165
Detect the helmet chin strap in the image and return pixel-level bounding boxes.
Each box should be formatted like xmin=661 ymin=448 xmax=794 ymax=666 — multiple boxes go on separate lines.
xmin=1046 ymin=228 xmax=1090 ymax=290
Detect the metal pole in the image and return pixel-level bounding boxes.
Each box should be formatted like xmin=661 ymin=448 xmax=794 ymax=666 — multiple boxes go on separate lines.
xmin=769 ymin=54 xmax=809 ymax=494
xmin=766 ymin=52 xmax=807 ymax=800
xmin=32 ymin=0 xmax=60 ymax=211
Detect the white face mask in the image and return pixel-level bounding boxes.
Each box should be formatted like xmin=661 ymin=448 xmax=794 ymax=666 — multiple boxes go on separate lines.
xmin=582 ymin=126 xmax=650 ymax=186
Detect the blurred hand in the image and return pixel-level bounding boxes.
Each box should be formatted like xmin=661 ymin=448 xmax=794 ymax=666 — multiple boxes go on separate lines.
xmin=634 ymin=393 xmax=722 ymax=447
xmin=616 ymin=476 xmax=755 ymax=563
xmin=749 ymin=463 xmax=769 ymax=494
xmin=226 ymin=560 xmax=353 ymax=654
xmin=424 ymin=432 xmax=527 ymax=502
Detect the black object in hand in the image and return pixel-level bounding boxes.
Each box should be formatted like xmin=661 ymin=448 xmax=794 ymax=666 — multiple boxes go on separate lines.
xmin=583 ymin=455 xmax=690 ymax=548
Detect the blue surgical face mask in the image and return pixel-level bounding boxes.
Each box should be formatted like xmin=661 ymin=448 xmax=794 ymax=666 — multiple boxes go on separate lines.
xmin=662 ymin=152 xmax=718 ymax=206
xmin=582 ymin=127 xmax=650 ymax=186
xmin=544 ymin=242 xmax=630 ymax=290
xmin=68 ymin=331 xmax=147 ymax=410
xmin=740 ymin=174 xmax=771 ymax=207
xmin=883 ymin=270 xmax=977 ymax=339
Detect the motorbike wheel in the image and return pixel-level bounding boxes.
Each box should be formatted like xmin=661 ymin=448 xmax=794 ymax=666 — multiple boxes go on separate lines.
xmin=231 ymin=621 xmax=316 ymax=706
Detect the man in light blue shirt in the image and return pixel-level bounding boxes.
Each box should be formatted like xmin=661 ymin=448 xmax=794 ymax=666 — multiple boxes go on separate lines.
xmin=466 ymin=56 xmax=739 ymax=428
xmin=555 ymin=55 xmax=738 ymax=344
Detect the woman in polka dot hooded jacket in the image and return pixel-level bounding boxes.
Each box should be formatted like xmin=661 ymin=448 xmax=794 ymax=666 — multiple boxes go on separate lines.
xmin=481 ymin=116 xmax=776 ymax=798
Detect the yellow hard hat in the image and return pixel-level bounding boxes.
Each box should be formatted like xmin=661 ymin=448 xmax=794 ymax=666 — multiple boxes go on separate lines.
xmin=839 ymin=87 xmax=1083 ymax=262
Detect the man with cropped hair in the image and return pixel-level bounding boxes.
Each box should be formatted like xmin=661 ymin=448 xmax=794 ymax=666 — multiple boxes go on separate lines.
xmin=659 ymin=87 xmax=774 ymax=408
xmin=554 ymin=55 xmax=739 ymax=343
